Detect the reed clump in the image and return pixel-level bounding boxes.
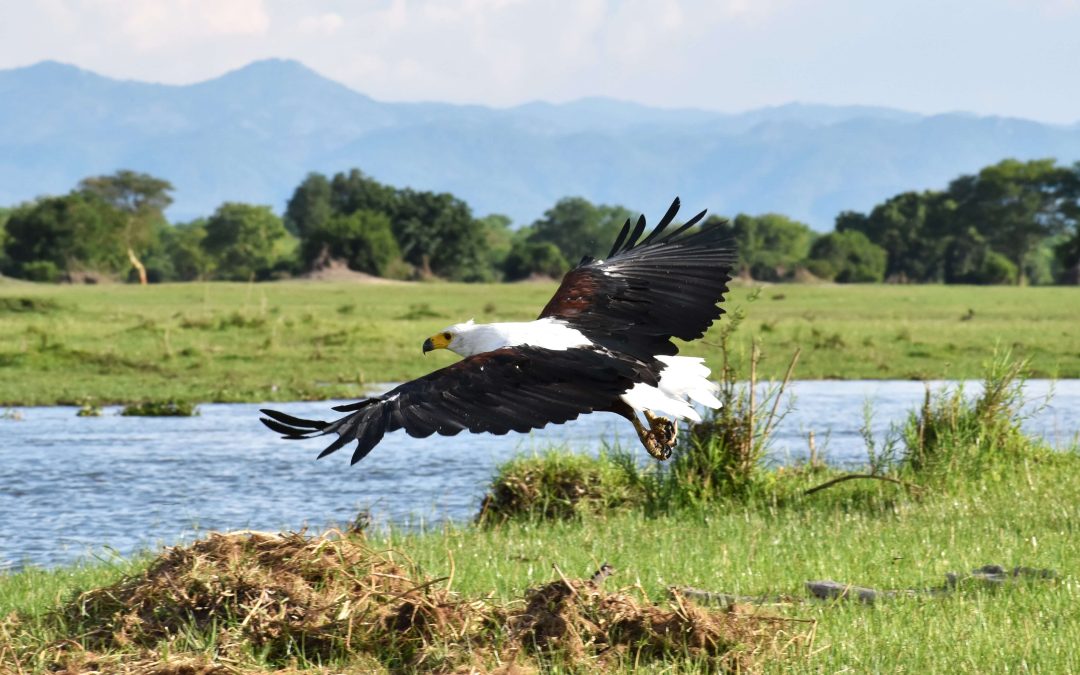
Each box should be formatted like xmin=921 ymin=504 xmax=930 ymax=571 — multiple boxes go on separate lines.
xmin=902 ymin=349 xmax=1049 ymax=480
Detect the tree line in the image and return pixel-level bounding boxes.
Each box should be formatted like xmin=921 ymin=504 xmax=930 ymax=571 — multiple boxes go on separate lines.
xmin=2 ymin=159 xmax=1078 ymax=285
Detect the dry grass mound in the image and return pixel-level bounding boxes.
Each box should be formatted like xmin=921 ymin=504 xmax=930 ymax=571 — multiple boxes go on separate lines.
xmin=510 ymin=577 xmax=801 ymax=672
xmin=43 ymin=531 xmax=806 ymax=673
xmin=59 ymin=531 xmax=483 ymax=668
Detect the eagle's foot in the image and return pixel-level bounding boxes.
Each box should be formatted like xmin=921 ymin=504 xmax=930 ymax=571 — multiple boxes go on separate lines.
xmin=634 ymin=411 xmax=676 ymax=461
xmin=645 ymin=411 xmax=678 ymax=450
xmin=641 ymin=431 xmax=672 ymax=461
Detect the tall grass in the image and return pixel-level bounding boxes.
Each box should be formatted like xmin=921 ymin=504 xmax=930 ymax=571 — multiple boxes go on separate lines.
xmin=902 ymin=349 xmax=1051 ymax=481
xmin=484 ymin=342 xmax=1054 ymax=523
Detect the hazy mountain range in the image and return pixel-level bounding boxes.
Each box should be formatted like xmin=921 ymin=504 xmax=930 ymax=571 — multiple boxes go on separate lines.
xmin=3 ymin=58 xmax=1079 ymax=229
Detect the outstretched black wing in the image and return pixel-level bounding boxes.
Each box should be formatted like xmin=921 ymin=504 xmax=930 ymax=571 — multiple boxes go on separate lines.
xmin=260 ymin=346 xmax=649 ymax=465
xmin=538 ymin=197 xmax=735 ymax=360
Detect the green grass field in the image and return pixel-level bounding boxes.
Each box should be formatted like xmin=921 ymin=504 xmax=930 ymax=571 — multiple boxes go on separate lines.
xmin=1 ymin=279 xmax=1078 ymax=405
xmin=3 ymin=278 xmax=1079 ymax=671
xmin=3 ymin=453 xmax=1078 ymax=673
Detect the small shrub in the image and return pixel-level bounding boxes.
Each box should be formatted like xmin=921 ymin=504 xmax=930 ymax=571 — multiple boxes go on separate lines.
xmin=0 ymin=296 xmax=61 ymax=313
xmin=217 ymin=311 xmax=266 ymax=330
xmin=396 ymin=303 xmax=445 ymax=320
xmin=178 ymin=314 xmax=214 ymax=330
xmin=477 ymin=449 xmax=643 ymax=524
xmin=120 ymin=401 xmax=199 ymax=417
xmin=20 ymin=260 xmax=61 ymax=283
xmin=902 ymin=349 xmax=1046 ymax=478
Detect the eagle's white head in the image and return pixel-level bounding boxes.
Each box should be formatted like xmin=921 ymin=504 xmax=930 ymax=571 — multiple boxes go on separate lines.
xmin=422 ymin=319 xmax=502 ymax=357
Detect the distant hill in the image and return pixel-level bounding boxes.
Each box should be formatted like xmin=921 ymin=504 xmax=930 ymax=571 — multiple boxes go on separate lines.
xmin=2 ymin=59 xmax=1079 ymax=228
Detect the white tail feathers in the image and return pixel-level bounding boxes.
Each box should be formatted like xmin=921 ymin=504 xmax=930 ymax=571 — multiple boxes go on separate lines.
xmin=620 ymin=355 xmax=721 ymax=421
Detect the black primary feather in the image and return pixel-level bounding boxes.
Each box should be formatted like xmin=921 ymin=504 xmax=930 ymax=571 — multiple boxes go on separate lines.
xmin=607 ymin=217 xmax=633 ymax=258
xmin=638 ymin=197 xmax=681 ymax=247
xmin=259 ymin=346 xmax=657 ymax=465
xmin=539 ymin=198 xmax=735 ymax=361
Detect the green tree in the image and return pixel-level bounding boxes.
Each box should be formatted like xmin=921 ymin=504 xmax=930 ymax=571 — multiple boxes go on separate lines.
xmin=947 ymin=159 xmax=1074 ymax=284
xmin=0 ymin=207 xmax=11 ymax=275
xmin=78 ymin=170 xmax=174 ymax=284
xmin=503 ymin=240 xmax=569 ymax=281
xmin=724 ymin=213 xmax=814 ymax=281
xmin=528 ymin=197 xmax=633 ymax=265
xmin=284 ymin=172 xmax=333 ymax=237
xmin=202 ymin=203 xmax=290 ymax=281
xmin=393 ymin=189 xmax=488 ymax=280
xmin=330 ymin=169 xmax=397 ymax=218
xmin=285 ymin=167 xmax=506 ymax=281
xmin=837 ymin=191 xmax=955 ymax=282
xmin=1052 ymin=162 xmax=1080 ymax=284
xmin=2 ymin=193 xmax=127 ymax=279
xmin=805 ymin=230 xmax=887 ymax=283
xmin=1056 ymin=230 xmax=1080 ymax=284
xmin=478 ymin=214 xmax=514 ymax=279
xmin=164 ymin=220 xmax=213 ymax=281
xmin=942 ymin=228 xmax=1018 ymax=285
xmin=302 ymin=210 xmax=401 ymax=276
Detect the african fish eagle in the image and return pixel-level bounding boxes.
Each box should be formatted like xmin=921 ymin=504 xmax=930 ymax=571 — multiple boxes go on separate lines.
xmin=260 ymin=198 xmax=736 ymax=464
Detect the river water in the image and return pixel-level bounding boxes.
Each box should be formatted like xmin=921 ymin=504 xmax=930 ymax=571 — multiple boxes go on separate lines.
xmin=1 ymin=380 xmax=1078 ymax=569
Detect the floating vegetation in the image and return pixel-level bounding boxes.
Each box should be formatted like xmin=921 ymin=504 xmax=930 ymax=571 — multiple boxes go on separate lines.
xmin=120 ymin=401 xmax=199 ymax=417
xmin=76 ymin=400 xmax=102 ymax=417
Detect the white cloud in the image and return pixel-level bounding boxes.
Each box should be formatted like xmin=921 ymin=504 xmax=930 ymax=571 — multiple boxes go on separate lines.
xmin=112 ymin=0 xmax=271 ymax=49
xmin=298 ymin=12 xmax=344 ymax=36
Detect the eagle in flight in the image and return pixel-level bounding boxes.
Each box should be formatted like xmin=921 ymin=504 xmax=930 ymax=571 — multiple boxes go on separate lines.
xmin=260 ymin=198 xmax=735 ymax=464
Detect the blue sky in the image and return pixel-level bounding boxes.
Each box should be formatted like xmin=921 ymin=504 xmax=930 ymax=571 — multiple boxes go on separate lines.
xmin=2 ymin=0 xmax=1078 ymax=123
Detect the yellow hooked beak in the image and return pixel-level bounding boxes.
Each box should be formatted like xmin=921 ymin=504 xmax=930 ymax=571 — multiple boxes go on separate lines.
xmin=423 ymin=331 xmax=452 ymax=354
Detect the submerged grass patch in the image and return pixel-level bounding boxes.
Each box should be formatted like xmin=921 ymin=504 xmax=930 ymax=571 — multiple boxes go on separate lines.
xmin=120 ymin=400 xmax=199 ymax=417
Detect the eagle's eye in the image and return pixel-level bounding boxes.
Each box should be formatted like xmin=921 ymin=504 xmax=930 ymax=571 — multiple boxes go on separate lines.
xmin=442 ymin=332 xmax=452 ymax=341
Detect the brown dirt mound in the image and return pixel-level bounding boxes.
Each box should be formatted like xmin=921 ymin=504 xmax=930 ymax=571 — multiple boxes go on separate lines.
xmin=59 ymin=530 xmax=480 ymax=666
xmin=44 ymin=531 xmax=807 ymax=673
xmin=300 ymin=256 xmax=403 ymax=283
xmin=509 ymin=578 xmax=798 ymax=671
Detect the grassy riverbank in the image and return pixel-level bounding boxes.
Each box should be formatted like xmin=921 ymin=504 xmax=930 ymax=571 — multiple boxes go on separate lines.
xmin=2 ymin=280 xmax=1079 ymax=405
xmin=2 ymin=451 xmax=1077 ymax=673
